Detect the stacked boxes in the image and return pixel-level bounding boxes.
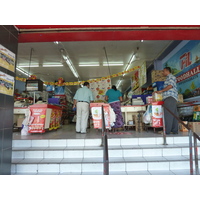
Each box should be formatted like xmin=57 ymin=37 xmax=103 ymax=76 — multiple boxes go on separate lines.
xmin=132 ymin=112 xmax=145 ymax=132
xmin=179 ymin=121 xmax=189 ymax=132
xmin=151 ymin=70 xmax=166 ymax=83
xmin=193 ymin=105 xmax=200 ymax=121
xmin=178 ymin=94 xmax=184 ymax=103
xmin=188 ymin=122 xmax=200 ymax=133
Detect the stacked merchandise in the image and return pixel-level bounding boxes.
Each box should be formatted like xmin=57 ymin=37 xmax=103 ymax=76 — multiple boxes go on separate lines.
xmin=132 ymin=112 xmax=145 ymax=132
xmin=132 ymin=97 xmax=144 ymax=105
xmin=179 ymin=105 xmax=200 ymax=133
xmin=151 ymin=70 xmax=166 ymax=83
xmin=53 ymin=95 xmax=70 ymax=125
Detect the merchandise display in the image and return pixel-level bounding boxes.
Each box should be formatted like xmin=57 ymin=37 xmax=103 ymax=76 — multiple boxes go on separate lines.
xmin=151 ymin=70 xmax=166 ymax=83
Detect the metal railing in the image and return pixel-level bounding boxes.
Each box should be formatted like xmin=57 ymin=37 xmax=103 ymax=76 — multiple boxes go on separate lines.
xmin=162 ymin=104 xmax=200 ymax=175
xmin=101 ymin=105 xmax=109 ymax=175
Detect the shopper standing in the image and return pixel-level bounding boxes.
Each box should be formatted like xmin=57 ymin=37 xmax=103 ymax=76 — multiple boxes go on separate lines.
xmin=105 ymin=85 xmax=124 ymax=129
xmin=154 ymin=67 xmax=178 ymax=134
xmin=73 ymin=82 xmax=94 ymax=134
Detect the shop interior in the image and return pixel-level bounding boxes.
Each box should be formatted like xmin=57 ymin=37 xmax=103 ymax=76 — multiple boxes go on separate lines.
xmin=12 ymin=38 xmax=200 ymax=139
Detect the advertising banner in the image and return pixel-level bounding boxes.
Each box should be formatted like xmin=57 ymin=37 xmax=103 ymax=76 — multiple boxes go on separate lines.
xmin=90 ymin=78 xmax=111 ymax=101
xmin=139 ymin=62 xmax=146 ymax=87
xmin=28 ymin=108 xmax=47 ymax=133
xmin=163 ymin=40 xmax=200 ymax=99
xmin=0 ymin=44 xmax=15 ymax=72
xmin=0 ymin=71 xmax=15 ymax=96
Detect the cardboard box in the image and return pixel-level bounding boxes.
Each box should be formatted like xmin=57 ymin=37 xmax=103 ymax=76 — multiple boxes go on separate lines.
xmin=151 ymin=70 xmax=166 ymax=83
xmin=178 ymin=94 xmax=183 ymax=103
xmin=188 ymin=122 xmax=200 ymax=133
xmin=193 ymin=105 xmax=200 ymax=112
xmin=193 ymin=111 xmax=200 ymax=121
xmin=17 ymin=117 xmax=24 ymax=127
xmin=179 ymin=121 xmax=188 ymax=132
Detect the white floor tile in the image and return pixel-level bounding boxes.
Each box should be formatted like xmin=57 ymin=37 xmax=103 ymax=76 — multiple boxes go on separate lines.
xmin=164 ymin=156 xmax=188 ymax=161
xmin=148 ymin=162 xmax=169 ymax=171
xmin=109 ymin=163 xmax=126 ymax=171
xmin=126 ymin=162 xmax=148 ymax=172
xmin=143 ymin=149 xmax=162 ymax=157
xmin=109 ymin=149 xmax=123 ymax=157
xmin=139 ymin=138 xmax=156 ymax=145
xmin=84 ymin=139 xmax=102 ymax=146
xmin=19 ymin=158 xmax=43 ymax=163
xmin=12 ymin=151 xmax=24 ymax=159
xmin=81 ymin=172 xmax=103 ymax=175
xmin=37 ymin=172 xmax=60 ymax=175
xmin=84 ymin=150 xmax=103 ymax=158
xmin=144 ymin=156 xmax=167 ymax=161
xmin=40 ymin=158 xmax=63 ymax=163
xmin=173 ymin=137 xmax=189 ymax=144
xmin=31 ymin=140 xmax=49 ymax=147
xmin=108 ymin=138 xmax=121 ymax=146
xmin=63 ymin=150 xmax=83 ymax=158
xmin=25 ymin=151 xmax=44 ymax=159
xmin=82 ymin=163 xmax=103 ymax=172
xmin=163 ymin=148 xmax=182 ymax=156
xmin=49 ymin=139 xmax=67 ymax=147
xmin=121 ymin=138 xmax=139 ymax=146
xmin=123 ymin=149 xmax=143 ymax=157
xmin=170 ymin=161 xmax=190 ymax=170
xmin=61 ymin=158 xmax=83 ymax=163
xmin=38 ymin=164 xmax=60 ymax=173
xmin=124 ymin=157 xmax=146 ymax=162
xmin=67 ymin=139 xmax=84 ymax=147
xmin=127 ymin=171 xmax=151 ymax=175
xmin=60 ymin=172 xmax=81 ymax=175
xmin=109 ymin=171 xmax=127 ymax=175
xmin=16 ymin=164 xmax=38 ymax=173
xmin=149 ymin=170 xmax=175 ymax=175
xmin=82 ymin=157 xmax=103 ymax=163
xmin=60 ymin=163 xmax=82 ymax=173
xmin=109 ymin=157 xmax=125 ymax=162
xmin=44 ymin=150 xmax=63 ymax=159
xmin=12 ymin=140 xmax=32 ymax=148
xmin=171 ymin=169 xmax=191 ymax=175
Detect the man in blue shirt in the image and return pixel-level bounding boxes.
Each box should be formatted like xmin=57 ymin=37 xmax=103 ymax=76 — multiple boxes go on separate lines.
xmin=155 ymin=67 xmax=178 ymax=134
xmin=73 ymin=82 xmax=94 ymax=134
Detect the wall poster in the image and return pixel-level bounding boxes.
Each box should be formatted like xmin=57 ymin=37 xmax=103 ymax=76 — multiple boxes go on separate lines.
xmin=0 ymin=71 xmax=15 ymax=96
xmin=163 ymin=40 xmax=200 ymax=99
xmin=0 ymin=44 xmax=15 ymax=72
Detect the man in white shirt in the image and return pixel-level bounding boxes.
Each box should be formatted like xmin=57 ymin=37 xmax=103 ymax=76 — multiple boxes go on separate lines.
xmin=73 ymin=82 xmax=94 ymax=134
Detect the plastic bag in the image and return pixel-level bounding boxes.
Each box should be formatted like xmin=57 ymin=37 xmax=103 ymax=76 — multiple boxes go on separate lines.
xmin=143 ymin=105 xmax=152 ymax=124
xmin=21 ymin=125 xmax=29 ymax=135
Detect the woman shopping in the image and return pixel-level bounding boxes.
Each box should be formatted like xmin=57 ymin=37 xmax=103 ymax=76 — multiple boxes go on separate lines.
xmin=105 ymin=85 xmax=124 ymax=129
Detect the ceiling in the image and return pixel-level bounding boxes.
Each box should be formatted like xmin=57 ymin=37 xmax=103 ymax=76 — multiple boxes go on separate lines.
xmin=16 ymin=40 xmax=172 ymax=94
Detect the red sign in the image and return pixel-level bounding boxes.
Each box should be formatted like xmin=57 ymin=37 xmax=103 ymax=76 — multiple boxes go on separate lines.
xmin=180 ymin=52 xmax=192 ymax=70
xmin=176 ymin=64 xmax=200 ymax=83
xmin=28 ymin=108 xmax=46 ymax=133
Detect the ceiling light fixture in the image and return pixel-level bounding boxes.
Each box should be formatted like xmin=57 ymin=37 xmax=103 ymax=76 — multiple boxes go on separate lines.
xmin=141 ymin=40 xmax=144 ymax=42
xmin=79 ymin=64 xmax=99 ymax=67
xmin=123 ymin=54 xmax=136 ymax=76
xmin=60 ymin=50 xmax=80 ymax=79
xmin=18 ymin=65 xmax=39 ymax=68
xmin=16 ymin=67 xmax=30 ymax=77
xmin=43 ymin=64 xmax=63 ymax=67
xmin=54 ymin=41 xmax=59 ymax=44
xmin=103 ymin=63 xmax=124 ymax=66
xmin=116 ymin=79 xmax=123 ymax=89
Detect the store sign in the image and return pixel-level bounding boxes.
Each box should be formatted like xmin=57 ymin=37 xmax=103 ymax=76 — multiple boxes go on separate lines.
xmin=163 ymin=40 xmax=200 ymax=99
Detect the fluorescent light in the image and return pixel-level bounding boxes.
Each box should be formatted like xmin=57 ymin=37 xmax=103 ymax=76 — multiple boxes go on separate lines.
xmin=18 ymin=65 xmax=39 ymax=68
xmin=79 ymin=64 xmax=99 ymax=67
xmin=16 ymin=67 xmax=30 ymax=77
xmin=103 ymin=63 xmax=124 ymax=66
xmin=116 ymin=80 xmax=122 ymax=88
xmin=54 ymin=41 xmax=59 ymax=44
xmin=43 ymin=64 xmax=63 ymax=67
xmin=141 ymin=40 xmax=144 ymax=42
xmin=123 ymin=54 xmax=136 ymax=76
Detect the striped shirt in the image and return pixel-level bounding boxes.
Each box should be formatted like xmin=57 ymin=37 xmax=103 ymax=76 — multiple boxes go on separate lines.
xmin=163 ymin=73 xmax=178 ymax=101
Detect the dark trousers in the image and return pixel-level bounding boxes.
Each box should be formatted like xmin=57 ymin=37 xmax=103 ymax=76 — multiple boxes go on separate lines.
xmin=164 ymin=97 xmax=178 ymax=134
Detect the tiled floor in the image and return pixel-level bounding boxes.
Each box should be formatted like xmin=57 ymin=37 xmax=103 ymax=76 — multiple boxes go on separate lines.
xmin=13 ymin=123 xmax=191 ymax=140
